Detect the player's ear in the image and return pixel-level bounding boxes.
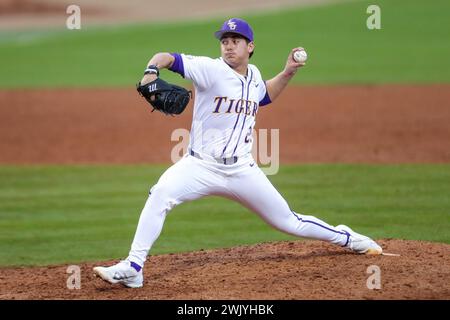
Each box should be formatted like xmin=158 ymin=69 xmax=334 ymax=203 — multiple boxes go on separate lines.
xmin=248 ymin=41 xmax=255 ymax=55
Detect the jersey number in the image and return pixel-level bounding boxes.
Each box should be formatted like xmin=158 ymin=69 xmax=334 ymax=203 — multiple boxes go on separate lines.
xmin=244 ymin=127 xmax=252 ymax=143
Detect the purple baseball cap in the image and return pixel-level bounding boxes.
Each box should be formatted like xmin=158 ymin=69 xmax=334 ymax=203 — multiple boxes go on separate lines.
xmin=214 ymin=18 xmax=254 ymax=42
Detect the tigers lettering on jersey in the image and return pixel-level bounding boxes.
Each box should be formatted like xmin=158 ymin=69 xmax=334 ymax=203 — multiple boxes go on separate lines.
xmin=213 ymin=97 xmax=258 ymax=116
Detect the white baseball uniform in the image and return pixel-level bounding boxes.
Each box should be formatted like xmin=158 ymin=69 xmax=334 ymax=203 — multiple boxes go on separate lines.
xmin=127 ymin=54 xmax=349 ymax=267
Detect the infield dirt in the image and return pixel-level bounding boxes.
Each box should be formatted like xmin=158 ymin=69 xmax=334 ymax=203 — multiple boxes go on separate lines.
xmin=0 ymin=239 xmax=449 ymax=299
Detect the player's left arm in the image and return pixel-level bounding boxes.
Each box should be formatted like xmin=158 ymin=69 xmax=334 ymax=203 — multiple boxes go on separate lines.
xmin=265 ymin=48 xmax=305 ymax=102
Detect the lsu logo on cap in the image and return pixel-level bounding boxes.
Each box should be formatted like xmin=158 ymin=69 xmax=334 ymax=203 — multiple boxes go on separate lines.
xmin=227 ymin=19 xmax=236 ymax=30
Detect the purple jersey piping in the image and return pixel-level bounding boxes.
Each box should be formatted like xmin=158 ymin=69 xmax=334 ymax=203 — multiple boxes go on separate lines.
xmin=232 ymin=68 xmax=253 ymax=156
xmin=221 ymin=79 xmax=245 ymax=157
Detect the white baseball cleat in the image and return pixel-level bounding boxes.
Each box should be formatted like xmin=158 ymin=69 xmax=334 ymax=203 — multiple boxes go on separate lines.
xmin=336 ymin=225 xmax=382 ymax=255
xmin=93 ymin=260 xmax=143 ymax=288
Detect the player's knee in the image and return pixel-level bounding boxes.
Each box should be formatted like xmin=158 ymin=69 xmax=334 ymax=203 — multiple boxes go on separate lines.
xmin=148 ymin=184 xmax=177 ymax=211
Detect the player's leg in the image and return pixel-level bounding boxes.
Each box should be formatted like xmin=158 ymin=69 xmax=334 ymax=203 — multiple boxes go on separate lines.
xmin=94 ymin=155 xmax=226 ymax=286
xmin=127 ymin=154 xmax=227 ymax=266
xmin=227 ymin=165 xmax=349 ymax=246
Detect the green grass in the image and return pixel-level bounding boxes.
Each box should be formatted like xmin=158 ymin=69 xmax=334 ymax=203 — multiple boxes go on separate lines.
xmin=0 ymin=0 xmax=449 ymax=88
xmin=0 ymin=164 xmax=449 ymax=267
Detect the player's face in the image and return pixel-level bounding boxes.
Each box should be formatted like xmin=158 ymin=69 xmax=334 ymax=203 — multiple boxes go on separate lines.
xmin=220 ymin=35 xmax=254 ymax=68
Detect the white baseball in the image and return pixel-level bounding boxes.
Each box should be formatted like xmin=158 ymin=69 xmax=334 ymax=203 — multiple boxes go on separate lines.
xmin=293 ymin=50 xmax=307 ymax=63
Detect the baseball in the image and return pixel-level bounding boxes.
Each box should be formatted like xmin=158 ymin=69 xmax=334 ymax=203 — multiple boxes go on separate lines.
xmin=293 ymin=50 xmax=307 ymax=63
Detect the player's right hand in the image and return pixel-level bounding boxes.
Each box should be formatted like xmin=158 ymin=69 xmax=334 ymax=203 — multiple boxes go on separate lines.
xmin=284 ymin=47 xmax=305 ymax=77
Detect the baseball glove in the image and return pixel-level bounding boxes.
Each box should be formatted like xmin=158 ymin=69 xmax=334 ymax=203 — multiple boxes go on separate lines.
xmin=136 ymin=78 xmax=192 ymax=116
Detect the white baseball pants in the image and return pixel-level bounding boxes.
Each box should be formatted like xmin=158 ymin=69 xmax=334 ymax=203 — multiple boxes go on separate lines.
xmin=127 ymin=153 xmax=349 ymax=267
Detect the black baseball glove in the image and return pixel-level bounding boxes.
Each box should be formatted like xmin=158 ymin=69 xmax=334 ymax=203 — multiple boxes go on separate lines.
xmin=136 ymin=78 xmax=192 ymax=116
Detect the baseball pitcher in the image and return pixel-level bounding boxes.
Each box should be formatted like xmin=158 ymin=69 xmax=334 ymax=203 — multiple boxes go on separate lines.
xmin=94 ymin=18 xmax=382 ymax=288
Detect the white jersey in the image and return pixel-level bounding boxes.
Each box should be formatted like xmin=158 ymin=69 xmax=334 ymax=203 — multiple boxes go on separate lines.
xmin=172 ymin=54 xmax=270 ymax=159
xmin=125 ymin=51 xmax=356 ymax=269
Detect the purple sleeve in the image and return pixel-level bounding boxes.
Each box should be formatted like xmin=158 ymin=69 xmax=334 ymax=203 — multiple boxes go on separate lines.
xmin=168 ymin=53 xmax=185 ymax=78
xmin=259 ymin=81 xmax=272 ymax=106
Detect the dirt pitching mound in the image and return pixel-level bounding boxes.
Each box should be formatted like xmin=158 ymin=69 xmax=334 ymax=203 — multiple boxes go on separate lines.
xmin=1 ymin=239 xmax=448 ymax=300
